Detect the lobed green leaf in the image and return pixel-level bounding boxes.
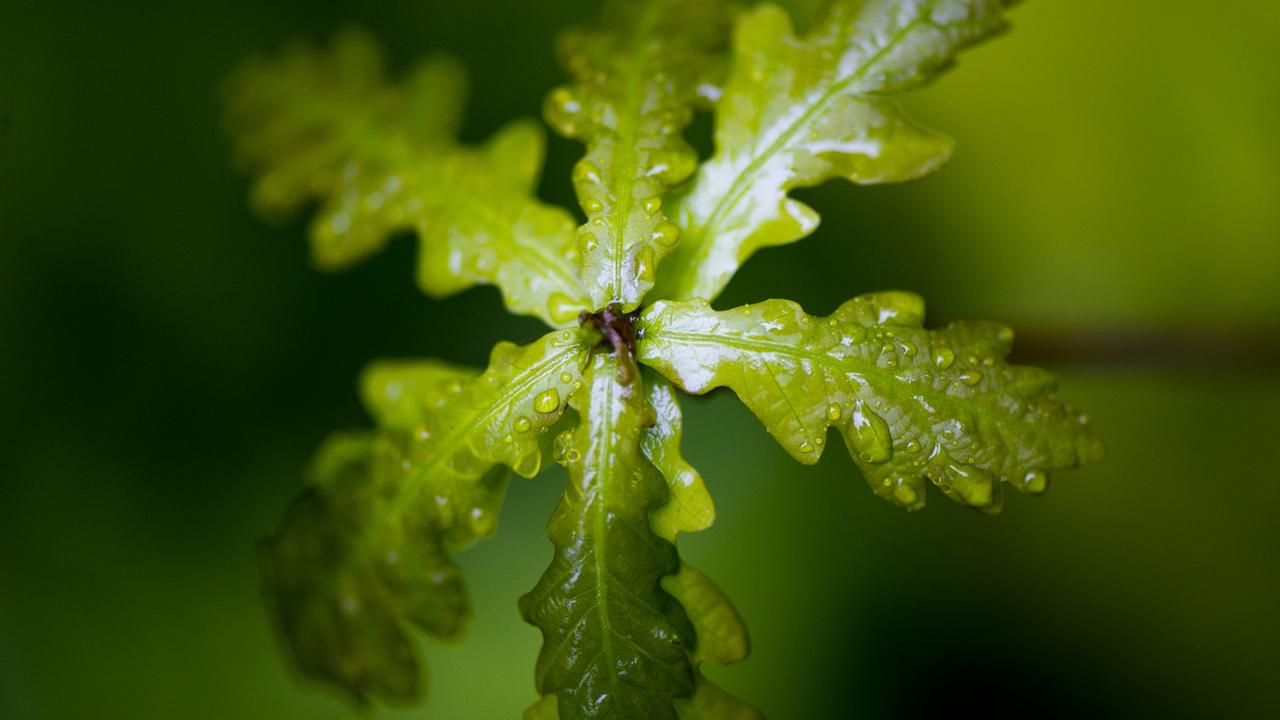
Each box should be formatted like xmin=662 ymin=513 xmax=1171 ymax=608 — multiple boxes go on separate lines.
xmin=545 ymin=0 xmax=729 ymax=310
xmin=638 ymin=293 xmax=1103 ymax=511
xmin=261 ymin=430 xmax=504 ymax=706
xmin=262 ymin=330 xmax=594 ymax=705
xmin=642 ymin=375 xmax=716 ymax=541
xmin=521 ymin=365 xmax=758 ymax=719
xmin=652 ymin=0 xmax=1012 ymax=302
xmin=521 ymin=353 xmax=697 ymax=719
xmin=225 ymin=29 xmax=588 ymax=326
xmin=643 ymin=375 xmax=760 ymax=719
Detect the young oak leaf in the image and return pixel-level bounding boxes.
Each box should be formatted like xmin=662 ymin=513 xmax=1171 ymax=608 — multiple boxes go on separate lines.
xmin=664 ymin=568 xmax=762 ymax=720
xmin=652 ymin=0 xmax=1013 ymax=302
xmin=643 ymin=375 xmax=761 ymax=720
xmin=642 ymin=375 xmax=715 ymax=541
xmin=523 ymin=374 xmax=756 ymax=719
xmin=545 ymin=0 xmax=728 ymax=310
xmin=638 ymin=293 xmax=1103 ymax=512
xmin=394 ymin=327 xmax=596 ymax=493
xmin=261 ymin=430 xmax=505 ymax=706
xmin=520 ymin=353 xmax=697 ymax=720
xmin=262 ymin=331 xmax=593 ymax=706
xmin=225 ymin=29 xmax=588 ymax=326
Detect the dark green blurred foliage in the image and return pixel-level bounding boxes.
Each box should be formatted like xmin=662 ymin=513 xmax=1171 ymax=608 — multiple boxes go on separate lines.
xmin=2 ymin=1 xmax=1277 ymax=718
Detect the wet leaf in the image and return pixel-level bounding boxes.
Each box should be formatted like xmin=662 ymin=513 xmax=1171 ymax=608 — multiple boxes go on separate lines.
xmin=653 ymin=0 xmax=1012 ymax=302
xmin=225 ymin=29 xmax=588 ymax=326
xmin=262 ymin=330 xmax=593 ymax=704
xmin=639 ymin=293 xmax=1103 ymax=511
xmin=546 ymin=0 xmax=729 ymax=310
xmin=520 ymin=354 xmax=696 ymax=719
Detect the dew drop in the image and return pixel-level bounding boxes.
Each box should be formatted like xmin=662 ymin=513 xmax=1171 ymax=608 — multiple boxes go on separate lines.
xmin=634 ymin=246 xmax=656 ymax=284
xmin=514 ymin=451 xmax=541 ymax=477
xmin=560 ymin=371 xmax=574 ymax=384
xmin=894 ymin=484 xmax=918 ymax=506
xmin=942 ymin=463 xmax=995 ymax=507
xmin=513 ymin=416 xmax=532 ymax=433
xmin=651 ymin=222 xmax=680 ymax=247
xmin=583 ymin=199 xmax=603 ymax=214
xmin=546 ymin=292 xmax=580 ymax=325
xmin=845 ymin=400 xmax=892 ymax=464
xmin=643 ymin=197 xmax=662 ymax=216
xmin=933 ymin=347 xmax=955 ymax=369
xmin=534 ymin=388 xmax=561 ymax=413
xmin=579 ymin=231 xmax=598 ymax=253
xmin=799 ymin=441 xmax=815 ymax=454
xmin=573 ymin=160 xmax=602 ymax=187
xmin=1023 ymin=470 xmax=1048 ymax=493
xmin=545 ymin=87 xmax=582 ymax=135
xmin=959 ymin=370 xmax=983 ymax=387
xmin=826 ymin=403 xmax=843 ymax=421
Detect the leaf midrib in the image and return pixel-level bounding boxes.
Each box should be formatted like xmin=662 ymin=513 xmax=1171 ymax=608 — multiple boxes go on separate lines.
xmin=671 ymin=8 xmax=930 ymax=298
xmin=643 ymin=328 xmax=1069 ymax=448
xmin=602 ymin=4 xmax=664 ymax=303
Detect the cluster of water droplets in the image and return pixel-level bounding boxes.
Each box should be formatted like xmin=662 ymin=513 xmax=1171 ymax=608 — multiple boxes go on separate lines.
xmin=705 ymin=293 xmax=1095 ymax=512
xmin=543 ymin=11 xmax=721 ymax=307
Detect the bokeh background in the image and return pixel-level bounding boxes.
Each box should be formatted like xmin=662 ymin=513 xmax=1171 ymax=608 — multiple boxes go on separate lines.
xmin=3 ymin=1 xmax=1278 ymax=718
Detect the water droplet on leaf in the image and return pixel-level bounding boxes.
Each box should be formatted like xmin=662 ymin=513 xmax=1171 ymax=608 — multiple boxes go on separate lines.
xmin=534 ymin=388 xmax=561 ymax=413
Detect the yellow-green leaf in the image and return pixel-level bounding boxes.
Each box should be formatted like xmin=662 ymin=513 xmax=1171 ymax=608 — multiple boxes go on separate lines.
xmin=261 ymin=431 xmax=506 ymax=705
xmin=225 ymin=29 xmax=588 ymax=326
xmin=520 ymin=353 xmax=697 ymax=719
xmin=546 ymin=0 xmax=729 ymax=310
xmin=643 ymin=374 xmax=716 ymax=541
xmin=652 ymin=0 xmax=1012 ymax=302
xmin=638 ymin=293 xmax=1103 ymax=511
xmin=262 ymin=330 xmax=593 ymax=705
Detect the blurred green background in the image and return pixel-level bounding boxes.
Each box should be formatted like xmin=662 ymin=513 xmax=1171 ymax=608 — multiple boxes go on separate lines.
xmin=3 ymin=1 xmax=1278 ymax=718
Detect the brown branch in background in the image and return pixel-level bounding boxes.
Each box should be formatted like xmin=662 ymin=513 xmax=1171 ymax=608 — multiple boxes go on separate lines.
xmin=1008 ymin=327 xmax=1280 ymax=373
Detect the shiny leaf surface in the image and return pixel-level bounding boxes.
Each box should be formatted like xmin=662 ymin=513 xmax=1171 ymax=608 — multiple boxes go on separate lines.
xmin=639 ymin=293 xmax=1103 ymax=511
xmin=546 ymin=0 xmax=728 ymax=310
xmin=653 ymin=0 xmax=1012 ymax=302
xmin=642 ymin=375 xmax=716 ymax=541
xmin=643 ymin=376 xmax=760 ymax=719
xmin=234 ymin=6 xmax=1103 ymax=717
xmin=521 ymin=353 xmax=696 ymax=719
xmin=262 ymin=331 xmax=593 ymax=705
xmin=225 ymin=29 xmax=587 ymax=326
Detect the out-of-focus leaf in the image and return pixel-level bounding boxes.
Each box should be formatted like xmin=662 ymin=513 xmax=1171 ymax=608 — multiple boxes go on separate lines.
xmin=642 ymin=375 xmax=760 ymax=719
xmin=261 ymin=431 xmax=505 ymax=705
xmin=652 ymin=0 xmax=1012 ymax=302
xmin=225 ymin=29 xmax=587 ymax=326
xmin=639 ymin=293 xmax=1103 ymax=511
xmin=545 ymin=0 xmax=728 ymax=310
xmin=262 ymin=330 xmax=593 ymax=705
xmin=665 ymin=567 xmax=761 ymax=720
xmin=520 ymin=353 xmax=697 ymax=719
